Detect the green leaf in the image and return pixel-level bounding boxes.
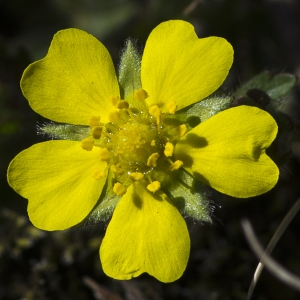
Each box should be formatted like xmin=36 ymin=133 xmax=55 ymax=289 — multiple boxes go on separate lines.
xmin=235 ymin=72 xmax=296 ymax=99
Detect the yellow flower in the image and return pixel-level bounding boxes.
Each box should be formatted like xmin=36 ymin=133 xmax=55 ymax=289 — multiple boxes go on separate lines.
xmin=7 ymin=20 xmax=279 ymax=283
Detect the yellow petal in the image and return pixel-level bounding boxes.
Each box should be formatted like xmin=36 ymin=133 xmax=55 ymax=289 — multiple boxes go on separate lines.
xmin=174 ymin=106 xmax=279 ymax=197
xmin=141 ymin=20 xmax=233 ymax=112
xmin=21 ymin=29 xmax=119 ymax=125
xmin=100 ymin=181 xmax=190 ymax=282
xmin=7 ymin=141 xmax=107 ymax=230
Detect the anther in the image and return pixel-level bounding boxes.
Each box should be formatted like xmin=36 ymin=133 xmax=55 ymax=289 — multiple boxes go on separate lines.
xmin=147 ymin=152 xmax=159 ymax=167
xmin=92 ymin=126 xmax=102 ymax=139
xmin=164 ymin=142 xmax=174 ymax=157
xmin=111 ymin=96 xmax=120 ymax=106
xmin=116 ymin=100 xmax=129 ymax=109
xmin=113 ymin=182 xmax=127 ymax=196
xmin=109 ymin=110 xmax=120 ymax=123
xmin=100 ymin=148 xmax=110 ymax=161
xmin=88 ymin=116 xmax=101 ymax=127
xmin=177 ymin=124 xmax=187 ymax=137
xmin=111 ymin=164 xmax=124 ymax=175
xmin=148 ymin=105 xmax=161 ymax=125
xmin=130 ymin=172 xmax=144 ymax=181
xmin=134 ymin=88 xmax=148 ymax=101
xmin=81 ymin=138 xmax=94 ymax=151
xmin=166 ymin=100 xmax=178 ymax=114
xmin=151 ymin=140 xmax=156 ymax=146
xmin=147 ymin=181 xmax=161 ymax=193
xmin=169 ymin=160 xmax=183 ymax=171
xmin=93 ymin=169 xmax=106 ymax=180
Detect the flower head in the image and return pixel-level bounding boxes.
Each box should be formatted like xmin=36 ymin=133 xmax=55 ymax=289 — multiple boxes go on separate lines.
xmin=7 ymin=20 xmax=279 ymax=282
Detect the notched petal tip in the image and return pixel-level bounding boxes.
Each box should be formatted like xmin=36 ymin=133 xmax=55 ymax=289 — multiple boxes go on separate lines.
xmin=175 ymin=106 xmax=279 ymax=198
xmin=100 ymin=181 xmax=190 ymax=282
xmin=142 ymin=20 xmax=234 ymax=112
xmin=7 ymin=141 xmax=107 ymax=230
xmin=21 ymin=28 xmax=120 ymax=125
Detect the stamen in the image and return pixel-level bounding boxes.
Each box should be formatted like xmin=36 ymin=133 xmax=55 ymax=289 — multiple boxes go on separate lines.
xmin=100 ymin=148 xmax=110 ymax=161
xmin=147 ymin=181 xmax=161 ymax=193
xmin=93 ymin=169 xmax=106 ymax=180
xmin=111 ymin=96 xmax=120 ymax=106
xmin=147 ymin=152 xmax=159 ymax=167
xmin=113 ymin=182 xmax=127 ymax=196
xmin=88 ymin=116 xmax=101 ymax=127
xmin=166 ymin=100 xmax=178 ymax=114
xmin=109 ymin=110 xmax=120 ymax=123
xmin=81 ymin=138 xmax=94 ymax=151
xmin=92 ymin=126 xmax=102 ymax=139
xmin=126 ymin=108 xmax=136 ymax=119
xmin=148 ymin=105 xmax=161 ymax=125
xmin=164 ymin=142 xmax=174 ymax=157
xmin=111 ymin=164 xmax=124 ymax=175
xmin=116 ymin=100 xmax=129 ymax=109
xmin=177 ymin=124 xmax=187 ymax=137
xmin=134 ymin=88 xmax=148 ymax=101
xmin=169 ymin=160 xmax=183 ymax=171
xmin=130 ymin=172 xmax=144 ymax=181
xmin=151 ymin=140 xmax=156 ymax=146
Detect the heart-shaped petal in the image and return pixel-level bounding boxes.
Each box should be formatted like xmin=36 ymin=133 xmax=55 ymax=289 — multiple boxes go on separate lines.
xmin=21 ymin=29 xmax=120 ymax=125
xmin=141 ymin=20 xmax=233 ymax=112
xmin=175 ymin=105 xmax=279 ymax=197
xmin=100 ymin=180 xmax=190 ymax=282
xmin=8 ymin=140 xmax=107 ymax=230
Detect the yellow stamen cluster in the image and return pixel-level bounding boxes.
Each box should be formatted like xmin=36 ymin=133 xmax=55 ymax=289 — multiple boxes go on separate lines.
xmin=83 ymin=89 xmax=189 ymax=197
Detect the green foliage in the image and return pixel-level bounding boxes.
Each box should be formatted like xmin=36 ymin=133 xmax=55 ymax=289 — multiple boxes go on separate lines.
xmin=235 ymin=72 xmax=296 ymax=100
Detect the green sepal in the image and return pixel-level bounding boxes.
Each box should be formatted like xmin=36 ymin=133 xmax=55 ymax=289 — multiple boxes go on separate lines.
xmin=235 ymin=72 xmax=296 ymax=100
xmin=81 ymin=170 xmax=120 ymax=225
xmin=38 ymin=123 xmax=90 ymax=141
xmin=172 ymin=95 xmax=233 ymax=129
xmin=118 ymin=39 xmax=147 ymax=112
xmin=154 ymin=163 xmax=212 ymax=223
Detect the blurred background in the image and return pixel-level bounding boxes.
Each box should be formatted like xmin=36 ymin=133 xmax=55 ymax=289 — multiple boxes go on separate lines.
xmin=1 ymin=0 xmax=300 ymax=299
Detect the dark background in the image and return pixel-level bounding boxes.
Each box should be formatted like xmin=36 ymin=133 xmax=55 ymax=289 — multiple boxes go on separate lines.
xmin=1 ymin=0 xmax=300 ymax=299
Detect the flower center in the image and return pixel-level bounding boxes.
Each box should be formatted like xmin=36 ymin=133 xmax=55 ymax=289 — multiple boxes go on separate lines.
xmin=82 ymin=89 xmax=185 ymax=195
